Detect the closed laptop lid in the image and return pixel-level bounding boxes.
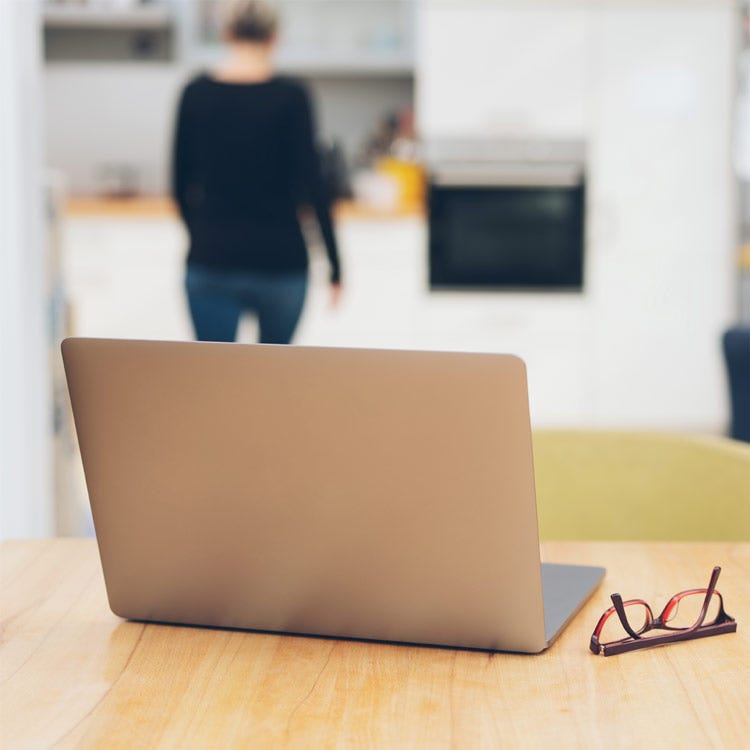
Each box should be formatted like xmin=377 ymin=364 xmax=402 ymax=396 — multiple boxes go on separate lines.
xmin=62 ymin=338 xmax=548 ymax=653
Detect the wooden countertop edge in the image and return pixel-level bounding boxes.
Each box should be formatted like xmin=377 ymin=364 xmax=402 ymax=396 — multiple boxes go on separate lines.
xmin=63 ymin=196 xmax=424 ymax=220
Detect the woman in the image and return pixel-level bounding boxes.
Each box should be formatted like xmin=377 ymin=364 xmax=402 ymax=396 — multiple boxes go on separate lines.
xmin=172 ymin=0 xmax=341 ymax=344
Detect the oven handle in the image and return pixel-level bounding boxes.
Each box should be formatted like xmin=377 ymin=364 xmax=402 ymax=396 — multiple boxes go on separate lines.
xmin=430 ymin=171 xmax=583 ymax=188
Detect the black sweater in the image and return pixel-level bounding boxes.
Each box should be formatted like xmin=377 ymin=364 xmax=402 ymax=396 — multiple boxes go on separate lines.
xmin=171 ymin=74 xmax=341 ymax=282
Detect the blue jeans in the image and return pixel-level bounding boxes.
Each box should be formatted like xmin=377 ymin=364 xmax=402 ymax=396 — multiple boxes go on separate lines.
xmin=185 ymin=265 xmax=307 ymax=344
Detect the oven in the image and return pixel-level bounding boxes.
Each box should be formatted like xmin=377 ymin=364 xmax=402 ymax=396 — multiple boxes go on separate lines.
xmin=426 ymin=140 xmax=586 ymax=291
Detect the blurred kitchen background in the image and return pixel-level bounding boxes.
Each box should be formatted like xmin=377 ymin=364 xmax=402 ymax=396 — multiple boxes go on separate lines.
xmin=2 ymin=0 xmax=750 ymax=538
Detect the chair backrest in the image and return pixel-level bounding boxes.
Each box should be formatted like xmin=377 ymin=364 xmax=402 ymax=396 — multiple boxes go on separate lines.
xmin=533 ymin=430 xmax=750 ymax=541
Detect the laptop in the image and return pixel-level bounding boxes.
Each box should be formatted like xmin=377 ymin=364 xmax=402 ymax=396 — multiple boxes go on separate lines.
xmin=62 ymin=337 xmax=604 ymax=653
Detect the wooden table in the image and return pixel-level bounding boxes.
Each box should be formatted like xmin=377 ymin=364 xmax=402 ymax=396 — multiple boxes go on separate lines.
xmin=2 ymin=540 xmax=748 ymax=748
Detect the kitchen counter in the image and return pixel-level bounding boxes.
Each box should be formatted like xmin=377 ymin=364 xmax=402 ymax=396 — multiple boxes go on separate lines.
xmin=63 ymin=196 xmax=424 ymax=220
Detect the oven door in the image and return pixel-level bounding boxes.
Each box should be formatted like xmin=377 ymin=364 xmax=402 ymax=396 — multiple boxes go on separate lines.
xmin=428 ymin=164 xmax=585 ymax=291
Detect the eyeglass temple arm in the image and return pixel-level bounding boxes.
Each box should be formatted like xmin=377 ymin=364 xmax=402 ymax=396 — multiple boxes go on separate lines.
xmin=685 ymin=566 xmax=722 ymax=633
xmin=611 ymin=594 xmax=642 ymax=640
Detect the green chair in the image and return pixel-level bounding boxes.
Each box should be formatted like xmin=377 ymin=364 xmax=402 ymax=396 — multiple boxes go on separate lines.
xmin=532 ymin=430 xmax=750 ymax=541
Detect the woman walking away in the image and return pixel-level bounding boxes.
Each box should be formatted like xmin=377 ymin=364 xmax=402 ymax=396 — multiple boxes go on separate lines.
xmin=172 ymin=0 xmax=341 ymax=344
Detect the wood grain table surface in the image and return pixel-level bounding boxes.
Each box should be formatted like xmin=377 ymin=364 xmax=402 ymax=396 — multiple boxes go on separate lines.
xmin=1 ymin=539 xmax=748 ymax=749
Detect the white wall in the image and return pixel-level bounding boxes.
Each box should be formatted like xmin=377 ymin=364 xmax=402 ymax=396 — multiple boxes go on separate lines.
xmin=0 ymin=0 xmax=54 ymax=539
xmin=45 ymin=63 xmax=184 ymax=195
xmin=415 ymin=0 xmax=737 ymax=430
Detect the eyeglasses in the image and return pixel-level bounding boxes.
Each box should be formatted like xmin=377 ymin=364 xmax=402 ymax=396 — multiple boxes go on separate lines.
xmin=590 ymin=566 xmax=737 ymax=656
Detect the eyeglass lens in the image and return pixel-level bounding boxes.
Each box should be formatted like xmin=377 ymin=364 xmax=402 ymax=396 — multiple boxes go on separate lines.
xmin=598 ymin=601 xmax=651 ymax=644
xmin=661 ymin=589 xmax=721 ymax=629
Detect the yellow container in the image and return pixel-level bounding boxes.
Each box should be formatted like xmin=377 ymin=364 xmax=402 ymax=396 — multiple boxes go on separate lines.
xmin=375 ymin=157 xmax=426 ymax=213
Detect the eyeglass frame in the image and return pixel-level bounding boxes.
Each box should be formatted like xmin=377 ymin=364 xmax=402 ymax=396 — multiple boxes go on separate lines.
xmin=590 ymin=566 xmax=737 ymax=657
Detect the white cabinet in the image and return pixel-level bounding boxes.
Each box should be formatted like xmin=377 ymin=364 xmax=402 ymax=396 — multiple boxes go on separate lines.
xmin=587 ymin=4 xmax=736 ymax=427
xmin=190 ymin=0 xmax=414 ymax=75
xmin=417 ymin=2 xmax=591 ymax=139
xmin=278 ymin=0 xmax=413 ymax=75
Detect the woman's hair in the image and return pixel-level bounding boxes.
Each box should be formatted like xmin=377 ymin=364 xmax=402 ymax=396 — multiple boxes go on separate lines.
xmin=223 ymin=0 xmax=279 ymax=43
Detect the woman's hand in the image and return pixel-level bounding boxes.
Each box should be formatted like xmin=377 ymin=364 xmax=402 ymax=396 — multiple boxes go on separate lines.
xmin=329 ymin=282 xmax=343 ymax=309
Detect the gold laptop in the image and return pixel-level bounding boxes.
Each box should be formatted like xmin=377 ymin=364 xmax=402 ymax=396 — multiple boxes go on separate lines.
xmin=62 ymin=338 xmax=603 ymax=653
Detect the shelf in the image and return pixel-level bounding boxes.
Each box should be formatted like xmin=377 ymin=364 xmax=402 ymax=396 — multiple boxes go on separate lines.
xmin=43 ymin=4 xmax=175 ymax=62
xmin=43 ymin=5 xmax=172 ymax=30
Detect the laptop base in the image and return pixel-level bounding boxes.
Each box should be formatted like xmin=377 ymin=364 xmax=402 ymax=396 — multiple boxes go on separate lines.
xmin=542 ymin=563 xmax=606 ymax=646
